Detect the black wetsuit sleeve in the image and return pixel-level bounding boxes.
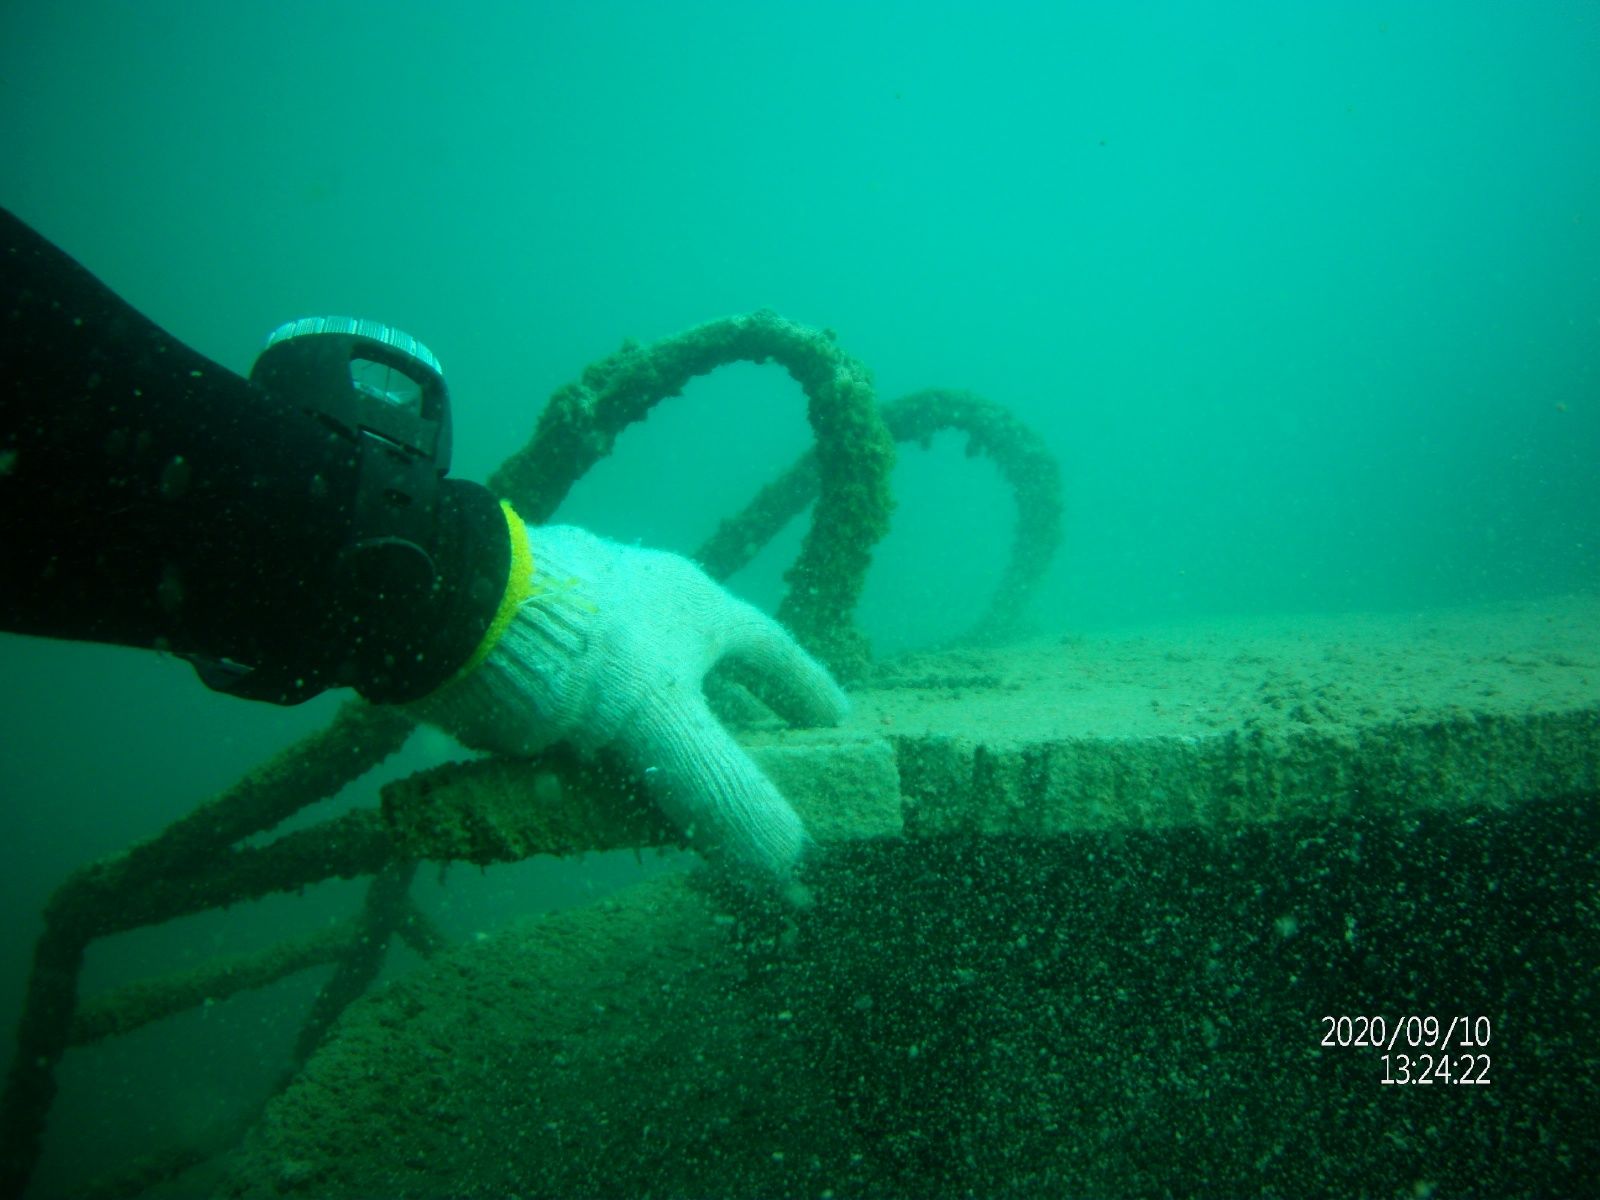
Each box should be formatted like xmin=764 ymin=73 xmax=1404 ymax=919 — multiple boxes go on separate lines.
xmin=0 ymin=207 xmax=509 ymax=703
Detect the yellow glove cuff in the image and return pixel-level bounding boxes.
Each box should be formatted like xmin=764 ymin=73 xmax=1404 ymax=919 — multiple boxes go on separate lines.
xmin=449 ymin=499 xmax=537 ymax=684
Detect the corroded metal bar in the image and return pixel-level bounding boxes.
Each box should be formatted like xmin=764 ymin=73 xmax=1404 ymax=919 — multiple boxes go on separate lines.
xmin=696 ymin=388 xmax=1064 ymax=642
xmin=488 ymin=310 xmax=896 ymax=678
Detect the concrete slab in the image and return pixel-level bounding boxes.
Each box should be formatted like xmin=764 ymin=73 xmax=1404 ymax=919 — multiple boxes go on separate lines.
xmin=762 ymin=595 xmax=1600 ymax=837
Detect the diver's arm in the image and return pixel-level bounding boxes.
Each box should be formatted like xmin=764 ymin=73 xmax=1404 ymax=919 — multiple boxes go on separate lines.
xmin=0 ymin=207 xmax=508 ymax=703
xmin=1 ymin=208 xmax=850 ymax=889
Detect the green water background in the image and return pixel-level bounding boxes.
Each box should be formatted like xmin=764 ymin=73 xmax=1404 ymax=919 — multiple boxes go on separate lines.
xmin=1 ymin=1 xmax=1597 ymax=1192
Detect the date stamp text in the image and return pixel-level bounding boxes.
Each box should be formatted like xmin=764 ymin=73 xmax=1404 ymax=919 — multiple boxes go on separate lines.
xmin=1321 ymin=1015 xmax=1492 ymax=1085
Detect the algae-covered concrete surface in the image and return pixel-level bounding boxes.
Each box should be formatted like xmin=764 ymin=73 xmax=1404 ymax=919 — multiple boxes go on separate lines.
xmin=790 ymin=594 xmax=1600 ymax=837
xmin=219 ymin=599 xmax=1600 ymax=1198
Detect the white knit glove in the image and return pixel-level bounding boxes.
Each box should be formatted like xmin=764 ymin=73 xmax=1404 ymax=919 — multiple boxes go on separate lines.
xmin=412 ymin=522 xmax=848 ymax=886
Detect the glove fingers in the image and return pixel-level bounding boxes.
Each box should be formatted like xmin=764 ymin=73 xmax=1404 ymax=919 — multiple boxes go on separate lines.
xmin=717 ymin=600 xmax=850 ymax=728
xmin=630 ymin=691 xmax=809 ymax=881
